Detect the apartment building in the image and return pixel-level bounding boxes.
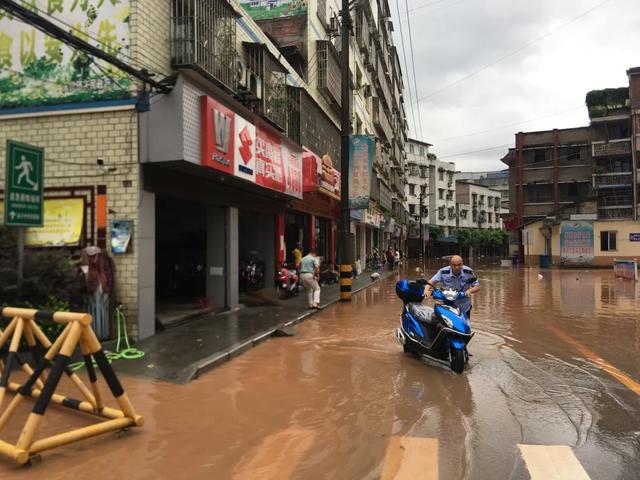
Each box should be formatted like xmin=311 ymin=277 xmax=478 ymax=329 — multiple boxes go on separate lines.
xmin=428 ymin=157 xmax=457 ymax=235
xmin=241 ymin=0 xmax=409 ymax=262
xmin=404 ymin=138 xmax=431 ymax=256
xmin=455 ymin=181 xmax=505 ymax=230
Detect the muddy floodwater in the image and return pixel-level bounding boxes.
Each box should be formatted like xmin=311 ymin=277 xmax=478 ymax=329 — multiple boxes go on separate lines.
xmin=1 ymin=264 xmax=639 ymax=479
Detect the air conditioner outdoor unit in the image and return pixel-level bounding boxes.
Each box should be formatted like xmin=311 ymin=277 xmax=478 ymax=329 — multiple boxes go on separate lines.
xmin=235 ymin=57 xmax=249 ymax=91
xmin=329 ymin=15 xmax=339 ymax=34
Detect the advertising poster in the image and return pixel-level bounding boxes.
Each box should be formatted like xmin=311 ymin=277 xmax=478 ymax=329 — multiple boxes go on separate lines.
xmin=349 ymin=135 xmax=374 ymax=209
xmin=0 ymin=1 xmax=132 ymax=110
xmin=239 ymin=0 xmax=307 ymax=21
xmin=560 ymin=221 xmax=594 ymax=263
xmin=0 ymin=197 xmax=85 ymax=246
xmin=111 ymin=219 xmax=132 ymax=254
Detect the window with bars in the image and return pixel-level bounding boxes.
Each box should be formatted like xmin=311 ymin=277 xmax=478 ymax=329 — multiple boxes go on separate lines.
xmin=171 ymin=0 xmax=237 ymax=91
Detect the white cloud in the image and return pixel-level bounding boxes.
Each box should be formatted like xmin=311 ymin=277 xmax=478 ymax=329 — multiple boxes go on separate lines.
xmin=392 ymin=0 xmax=640 ymax=171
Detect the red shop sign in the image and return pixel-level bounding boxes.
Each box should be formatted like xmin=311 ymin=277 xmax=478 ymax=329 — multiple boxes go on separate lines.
xmin=283 ymin=145 xmax=303 ymax=199
xmin=201 ymin=96 xmax=235 ymax=175
xmin=255 ymin=127 xmax=285 ymax=193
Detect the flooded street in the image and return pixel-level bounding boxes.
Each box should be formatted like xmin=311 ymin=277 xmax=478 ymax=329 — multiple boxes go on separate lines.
xmin=1 ymin=264 xmax=639 ymax=479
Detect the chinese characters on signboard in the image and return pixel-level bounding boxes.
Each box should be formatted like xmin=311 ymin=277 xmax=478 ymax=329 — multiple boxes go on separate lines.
xmin=201 ymin=95 xmax=302 ymax=199
xmin=0 ymin=1 xmax=132 ymax=110
xmin=560 ymin=221 xmax=594 ymax=263
xmin=239 ymin=0 xmax=307 ymax=20
xmin=349 ymin=135 xmax=374 ymax=209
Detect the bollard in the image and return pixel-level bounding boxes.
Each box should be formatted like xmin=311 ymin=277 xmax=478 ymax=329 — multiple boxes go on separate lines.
xmin=0 ymin=307 xmax=143 ymax=465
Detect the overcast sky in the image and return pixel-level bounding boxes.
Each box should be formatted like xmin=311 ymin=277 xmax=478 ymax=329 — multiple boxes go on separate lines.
xmin=391 ymin=0 xmax=640 ymax=172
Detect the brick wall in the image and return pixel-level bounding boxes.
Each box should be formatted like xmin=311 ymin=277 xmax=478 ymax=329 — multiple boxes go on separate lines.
xmin=130 ymin=0 xmax=172 ymax=78
xmin=0 ymin=110 xmax=141 ymax=338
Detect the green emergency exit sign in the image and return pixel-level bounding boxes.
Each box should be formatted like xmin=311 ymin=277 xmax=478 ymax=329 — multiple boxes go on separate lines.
xmin=4 ymin=140 xmax=44 ymax=227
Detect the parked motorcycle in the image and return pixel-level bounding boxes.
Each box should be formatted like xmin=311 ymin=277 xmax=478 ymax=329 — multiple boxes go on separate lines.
xmin=275 ymin=263 xmax=299 ymax=298
xmin=240 ymin=257 xmax=265 ymax=292
xmin=394 ymin=277 xmax=476 ymax=374
xmin=319 ymin=261 xmax=339 ymax=285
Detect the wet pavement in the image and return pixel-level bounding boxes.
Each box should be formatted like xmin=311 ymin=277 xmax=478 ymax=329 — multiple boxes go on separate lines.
xmin=1 ymin=262 xmax=639 ymax=479
xmin=112 ymin=270 xmax=395 ymax=383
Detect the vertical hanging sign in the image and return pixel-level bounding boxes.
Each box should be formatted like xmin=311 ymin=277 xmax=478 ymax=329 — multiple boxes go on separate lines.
xmin=348 ymin=135 xmax=374 ymax=209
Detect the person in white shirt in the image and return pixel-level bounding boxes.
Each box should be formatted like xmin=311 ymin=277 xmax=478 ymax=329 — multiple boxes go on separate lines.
xmin=299 ymin=248 xmax=322 ymax=309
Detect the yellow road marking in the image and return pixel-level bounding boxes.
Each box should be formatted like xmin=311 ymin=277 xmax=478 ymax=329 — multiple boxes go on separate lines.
xmin=519 ymin=445 xmax=590 ymax=480
xmin=231 ymin=428 xmax=315 ymax=480
xmin=548 ymin=325 xmax=640 ymax=396
xmin=381 ymin=436 xmax=438 ymax=480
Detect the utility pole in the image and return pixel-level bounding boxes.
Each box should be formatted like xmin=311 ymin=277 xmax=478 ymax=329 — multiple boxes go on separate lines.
xmin=419 ymin=192 xmax=424 ymax=270
xmin=339 ymin=0 xmax=353 ymax=301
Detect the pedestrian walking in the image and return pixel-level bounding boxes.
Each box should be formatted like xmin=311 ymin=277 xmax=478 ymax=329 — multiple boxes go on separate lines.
xmin=300 ymin=247 xmax=322 ymax=309
xmin=292 ymin=242 xmax=303 ymax=272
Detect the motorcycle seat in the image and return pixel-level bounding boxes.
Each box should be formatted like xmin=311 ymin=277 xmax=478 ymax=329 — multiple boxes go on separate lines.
xmin=408 ymin=303 xmax=437 ymax=326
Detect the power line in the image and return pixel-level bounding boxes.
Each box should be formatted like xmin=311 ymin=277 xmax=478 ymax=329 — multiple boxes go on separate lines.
xmin=432 ymin=105 xmax=585 ymax=143
xmin=394 ymin=0 xmax=419 ymax=138
xmin=397 ymin=0 xmax=456 ymax=15
xmin=404 ymin=0 xmax=424 ymax=140
xmin=417 ymin=0 xmax=613 ymax=103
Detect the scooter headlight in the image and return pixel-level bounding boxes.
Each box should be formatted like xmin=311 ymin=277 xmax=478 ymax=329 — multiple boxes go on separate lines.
xmin=441 ymin=315 xmax=453 ymax=328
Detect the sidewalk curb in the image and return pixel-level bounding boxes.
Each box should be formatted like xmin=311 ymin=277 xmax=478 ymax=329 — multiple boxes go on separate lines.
xmin=184 ymin=271 xmax=395 ymax=383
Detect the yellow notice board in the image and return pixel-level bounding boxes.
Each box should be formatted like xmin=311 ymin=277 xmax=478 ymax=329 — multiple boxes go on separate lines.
xmin=0 ymin=198 xmax=85 ymax=246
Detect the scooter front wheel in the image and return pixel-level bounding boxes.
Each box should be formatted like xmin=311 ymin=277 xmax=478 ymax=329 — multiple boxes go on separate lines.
xmin=450 ymin=348 xmax=465 ymax=374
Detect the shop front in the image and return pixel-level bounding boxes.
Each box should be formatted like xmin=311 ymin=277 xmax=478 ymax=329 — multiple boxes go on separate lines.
xmin=285 ymin=147 xmax=340 ymax=265
xmin=141 ymin=75 xmax=302 ymax=334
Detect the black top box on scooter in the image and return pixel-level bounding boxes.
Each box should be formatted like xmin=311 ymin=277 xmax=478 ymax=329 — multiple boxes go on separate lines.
xmin=395 ymin=279 xmax=426 ymax=303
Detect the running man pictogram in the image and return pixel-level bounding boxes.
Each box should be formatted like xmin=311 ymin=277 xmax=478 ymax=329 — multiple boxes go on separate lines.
xmin=15 ymin=155 xmax=38 ymax=190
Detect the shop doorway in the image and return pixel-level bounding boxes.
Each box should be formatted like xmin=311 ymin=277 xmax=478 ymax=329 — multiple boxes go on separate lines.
xmin=285 ymin=211 xmax=308 ymax=263
xmin=155 ymin=196 xmax=208 ymax=325
xmin=239 ymin=209 xmax=275 ymax=292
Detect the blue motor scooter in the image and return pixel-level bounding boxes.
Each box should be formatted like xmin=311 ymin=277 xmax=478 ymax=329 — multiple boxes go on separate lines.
xmin=394 ymin=278 xmax=476 ymax=373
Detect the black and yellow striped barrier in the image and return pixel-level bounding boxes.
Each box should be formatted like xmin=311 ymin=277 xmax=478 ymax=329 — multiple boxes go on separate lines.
xmin=0 ymin=307 xmax=142 ymax=465
xmin=339 ymin=264 xmax=352 ymax=301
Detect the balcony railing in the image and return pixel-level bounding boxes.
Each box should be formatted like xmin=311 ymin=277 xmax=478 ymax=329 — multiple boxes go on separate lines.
xmin=598 ymin=207 xmax=634 ymax=219
xmin=245 ymin=43 xmax=288 ymax=130
xmin=316 ymin=40 xmax=341 ymax=107
xmin=355 ymin=8 xmax=370 ymax=52
xmin=592 ymin=140 xmax=632 ymax=157
xmin=171 ymin=0 xmax=237 ymax=91
xmin=593 ymin=172 xmax=633 ymax=189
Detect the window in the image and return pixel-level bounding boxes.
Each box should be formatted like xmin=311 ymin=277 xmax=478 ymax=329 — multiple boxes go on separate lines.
xmin=409 ymin=204 xmax=415 ymax=215
xmin=438 ymin=170 xmax=444 ymax=181
xmin=409 ymin=144 xmax=414 ymax=154
xmin=420 ymin=185 xmax=426 ymax=195
xmin=419 ymin=146 xmax=424 ymax=156
xmin=438 ymin=189 xmax=444 ymax=199
xmin=600 ymin=231 xmax=617 ymax=251
xmin=568 ymin=182 xmax=578 ymax=197
xmin=488 ymin=212 xmax=492 ymax=223
xmin=409 ymin=184 xmax=415 ymax=195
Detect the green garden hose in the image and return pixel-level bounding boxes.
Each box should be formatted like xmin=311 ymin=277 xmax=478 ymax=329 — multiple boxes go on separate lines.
xmin=69 ymin=305 xmax=144 ymax=371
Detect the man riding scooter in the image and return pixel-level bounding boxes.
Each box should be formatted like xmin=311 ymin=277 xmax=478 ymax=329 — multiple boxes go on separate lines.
xmin=424 ymin=255 xmax=480 ymax=320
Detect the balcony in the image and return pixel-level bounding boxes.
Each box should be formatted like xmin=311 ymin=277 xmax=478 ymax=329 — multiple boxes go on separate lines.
xmin=598 ymin=207 xmax=634 ymax=219
xmin=372 ymin=97 xmax=392 ymax=144
xmin=592 ymin=139 xmax=632 ymax=157
xmin=593 ymin=172 xmax=633 ymax=189
xmin=171 ymin=0 xmax=238 ymax=91
xmin=316 ymin=40 xmax=341 ymax=108
xmin=245 ymin=43 xmax=288 ymax=130
xmin=355 ymin=8 xmax=370 ymax=53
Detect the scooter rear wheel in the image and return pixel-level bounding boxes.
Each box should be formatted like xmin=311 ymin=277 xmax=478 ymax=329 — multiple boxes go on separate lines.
xmin=450 ymin=349 xmax=465 ymax=374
